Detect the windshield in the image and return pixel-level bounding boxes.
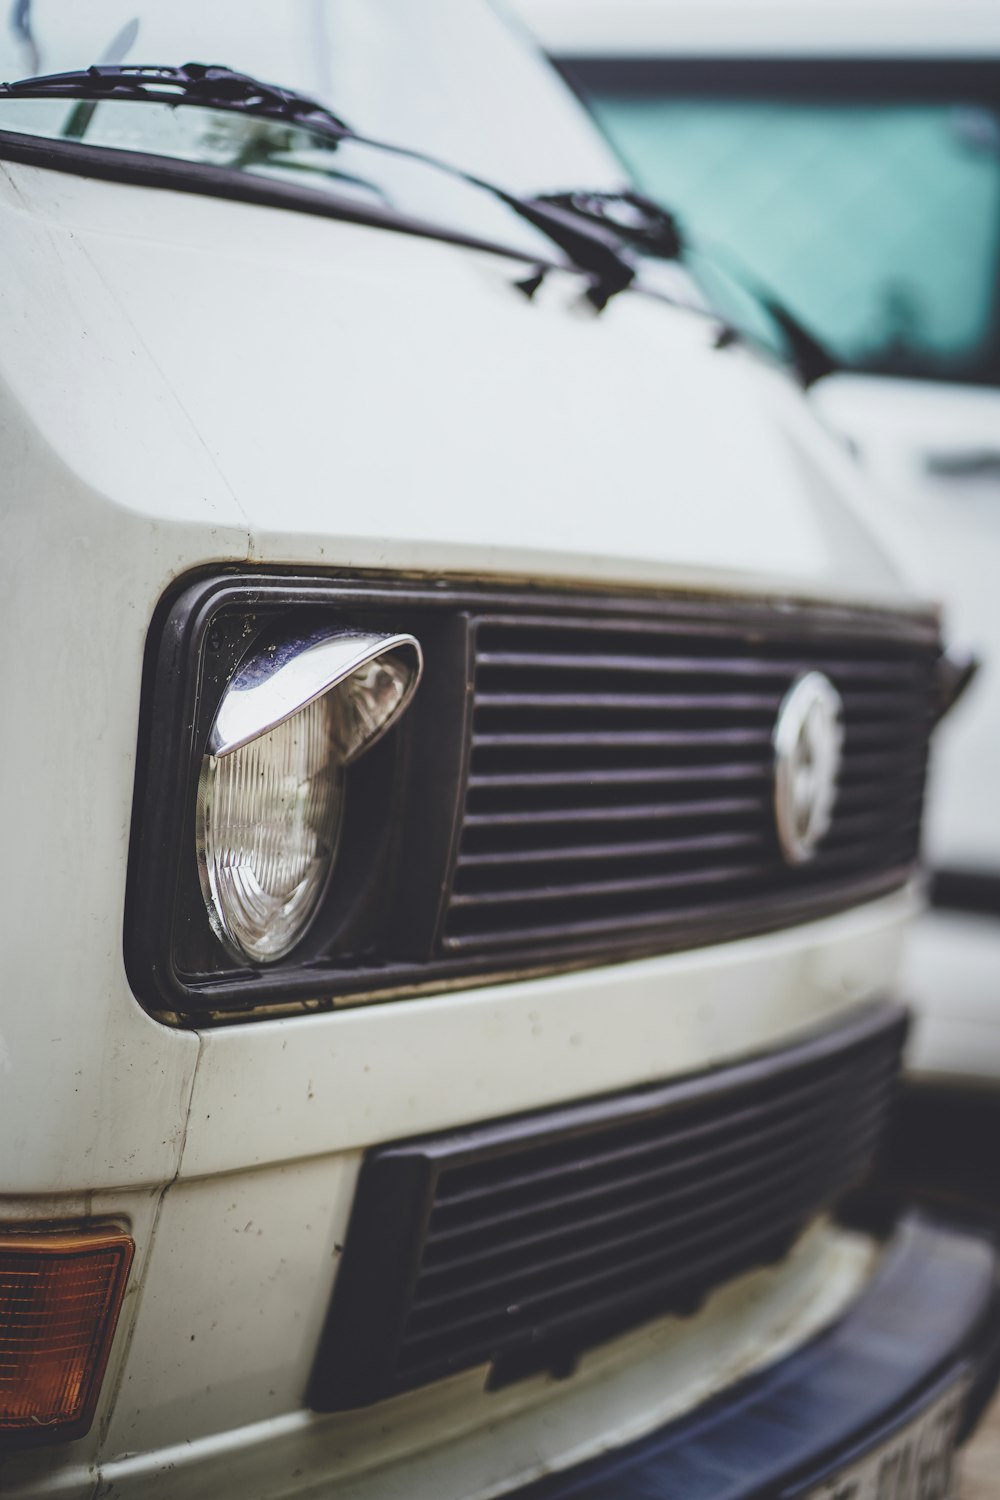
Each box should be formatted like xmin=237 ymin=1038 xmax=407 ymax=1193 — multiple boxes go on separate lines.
xmin=561 ymin=58 xmax=1000 ymax=387
xmin=0 ymin=0 xmax=622 ymax=258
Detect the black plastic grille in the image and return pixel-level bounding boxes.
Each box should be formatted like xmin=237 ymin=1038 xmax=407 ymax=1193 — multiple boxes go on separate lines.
xmin=134 ymin=575 xmax=940 ymax=1021
xmin=310 ymin=1002 xmax=907 ymax=1409
xmin=442 ymin=615 xmax=936 ymax=957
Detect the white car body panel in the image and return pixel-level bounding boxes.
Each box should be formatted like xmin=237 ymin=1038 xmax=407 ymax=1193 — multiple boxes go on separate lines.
xmin=0 ymin=165 xmax=906 ymax=603
xmin=181 ymin=893 xmax=913 ymax=1181
xmin=97 ymin=1222 xmax=872 ymax=1500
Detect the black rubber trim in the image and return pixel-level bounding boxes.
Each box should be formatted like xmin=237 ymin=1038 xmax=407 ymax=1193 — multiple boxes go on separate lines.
xmin=504 ymin=1214 xmax=1000 ymax=1500
xmin=931 ymin=869 xmax=1000 ymax=921
xmin=0 ymin=129 xmax=552 ymax=270
xmin=555 ymin=56 xmax=1000 ymax=105
xmin=880 ymin=1080 xmax=1000 ymax=1215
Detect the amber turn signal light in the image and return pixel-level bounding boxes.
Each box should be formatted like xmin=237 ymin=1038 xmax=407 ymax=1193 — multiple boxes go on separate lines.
xmin=0 ymin=1227 xmax=134 ymax=1445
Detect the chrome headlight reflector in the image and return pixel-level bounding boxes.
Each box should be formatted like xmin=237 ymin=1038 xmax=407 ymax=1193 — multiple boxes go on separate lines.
xmin=198 ymin=631 xmax=422 ymax=964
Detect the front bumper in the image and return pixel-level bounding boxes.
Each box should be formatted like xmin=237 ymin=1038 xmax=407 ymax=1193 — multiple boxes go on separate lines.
xmin=506 ymin=1215 xmax=1000 ymax=1500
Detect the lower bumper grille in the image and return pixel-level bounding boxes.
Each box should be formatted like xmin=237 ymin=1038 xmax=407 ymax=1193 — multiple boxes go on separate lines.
xmin=309 ymin=1001 xmax=907 ymax=1411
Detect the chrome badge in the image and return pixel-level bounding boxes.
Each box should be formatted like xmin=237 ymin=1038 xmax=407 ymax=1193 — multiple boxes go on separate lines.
xmin=772 ymin=672 xmax=844 ymax=864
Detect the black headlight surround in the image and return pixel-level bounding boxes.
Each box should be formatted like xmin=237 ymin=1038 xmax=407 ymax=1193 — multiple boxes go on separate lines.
xmin=126 ymin=570 xmax=476 ymax=1024
xmin=127 ymin=567 xmax=940 ymax=1026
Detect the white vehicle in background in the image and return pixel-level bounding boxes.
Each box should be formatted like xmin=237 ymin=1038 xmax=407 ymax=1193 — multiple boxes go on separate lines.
xmin=0 ymin=3 xmax=997 ymax=1499
xmin=514 ymin=0 xmax=1000 ymax=1089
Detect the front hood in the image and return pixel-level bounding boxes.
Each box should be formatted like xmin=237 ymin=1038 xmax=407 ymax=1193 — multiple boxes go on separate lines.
xmin=0 ymin=158 xmax=912 ymax=609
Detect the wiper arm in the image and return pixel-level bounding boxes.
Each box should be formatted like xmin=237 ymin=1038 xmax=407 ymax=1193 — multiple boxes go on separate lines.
xmin=535 ymin=187 xmax=837 ymax=384
xmin=0 ymin=63 xmax=635 ymax=309
xmin=740 ymin=287 xmax=837 ymax=387
xmin=536 ymin=189 xmax=683 ymax=261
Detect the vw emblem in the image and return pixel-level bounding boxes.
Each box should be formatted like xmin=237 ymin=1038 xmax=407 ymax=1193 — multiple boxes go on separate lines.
xmin=772 ymin=672 xmax=844 ymax=864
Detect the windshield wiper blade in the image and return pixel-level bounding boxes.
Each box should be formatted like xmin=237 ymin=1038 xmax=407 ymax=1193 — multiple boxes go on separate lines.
xmin=0 ymin=62 xmax=635 ymax=309
xmin=0 ymin=61 xmax=352 ymax=133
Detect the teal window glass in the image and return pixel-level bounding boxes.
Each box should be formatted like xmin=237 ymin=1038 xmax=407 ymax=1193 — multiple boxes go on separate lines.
xmin=585 ymin=86 xmax=1000 ymax=384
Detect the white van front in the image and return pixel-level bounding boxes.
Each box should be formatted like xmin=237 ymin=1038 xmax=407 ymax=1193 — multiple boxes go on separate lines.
xmin=0 ymin=5 xmax=997 ymax=1499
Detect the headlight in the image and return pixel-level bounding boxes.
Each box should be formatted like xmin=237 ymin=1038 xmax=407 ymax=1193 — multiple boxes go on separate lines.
xmin=197 ymin=631 xmax=422 ymax=964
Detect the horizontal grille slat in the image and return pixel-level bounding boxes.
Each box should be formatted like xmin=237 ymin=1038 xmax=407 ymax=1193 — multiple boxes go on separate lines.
xmin=467 ymin=761 xmax=772 ymax=791
xmin=473 ymin=690 xmax=924 ymax=720
xmin=475 ymin=691 xmax=786 ymax=712
xmin=466 ymin=754 xmax=925 ymax=798
xmin=470 ymin=721 xmax=926 ymax=755
xmin=449 ymin=862 xmax=769 ymax=911
xmin=309 ymin=1005 xmax=908 ymax=1410
xmin=455 ymin=830 xmax=766 ymax=872
xmin=470 ymin=727 xmax=775 ymax=750
xmin=475 ymin=649 xmax=926 ymax=683
xmin=835 ymin=779 xmax=924 ymax=811
xmin=462 ymin=797 xmax=764 ymax=830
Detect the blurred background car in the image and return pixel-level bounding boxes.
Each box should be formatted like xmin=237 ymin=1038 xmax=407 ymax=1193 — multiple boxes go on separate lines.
xmin=511 ymin=0 xmax=1000 ymax=1094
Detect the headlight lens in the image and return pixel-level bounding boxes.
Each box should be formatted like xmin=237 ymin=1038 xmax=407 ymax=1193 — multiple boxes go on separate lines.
xmin=197 ymin=630 xmax=422 ymax=964
xmin=198 ymin=695 xmax=344 ymax=964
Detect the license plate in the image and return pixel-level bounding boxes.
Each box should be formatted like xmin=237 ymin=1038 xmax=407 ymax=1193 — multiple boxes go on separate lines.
xmin=804 ymin=1379 xmax=968 ymax=1500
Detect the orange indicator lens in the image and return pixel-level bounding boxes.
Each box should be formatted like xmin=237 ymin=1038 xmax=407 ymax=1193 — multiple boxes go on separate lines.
xmin=0 ymin=1228 xmax=134 ymax=1443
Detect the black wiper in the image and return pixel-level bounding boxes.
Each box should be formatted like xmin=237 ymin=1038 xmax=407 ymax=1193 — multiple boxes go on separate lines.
xmin=0 ymin=60 xmax=354 ymax=132
xmin=740 ymin=289 xmax=837 ymax=387
xmin=0 ymin=63 xmax=635 ymax=309
xmin=535 ymin=187 xmax=837 ymax=385
xmin=537 ymin=189 xmax=684 ymax=261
